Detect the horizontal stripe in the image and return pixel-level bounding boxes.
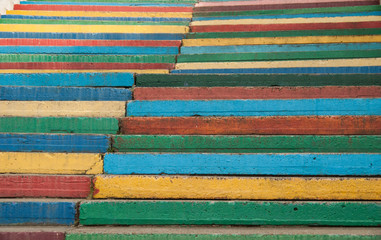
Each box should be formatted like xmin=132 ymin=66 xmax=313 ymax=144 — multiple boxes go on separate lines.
xmin=0 ymin=69 xmax=169 ymax=74
xmin=183 ymin=35 xmax=381 ymax=46
xmin=191 ymin=21 xmax=381 ymax=32
xmin=93 ymin=176 xmax=381 ymax=200
xmin=177 ymin=50 xmax=381 ymax=63
xmin=0 ymin=86 xmax=132 ymax=101
xmin=135 ymin=74 xmax=381 ymax=87
xmin=181 ymin=43 xmax=381 ymax=53
xmin=126 ymin=99 xmax=381 ymax=117
xmin=0 ymin=117 xmax=118 ymax=134
xmin=186 ymin=29 xmax=381 ymax=39
xmin=0 ymin=62 xmax=174 ymax=70
xmin=194 ymin=1 xmax=379 ymax=12
xmin=6 ymin=10 xmax=193 ymax=18
xmin=191 ymin=16 xmax=381 ymax=26
xmin=0 ymin=101 xmax=126 ymax=117
xmin=113 ymin=135 xmax=381 ymax=153
xmin=21 ymin=1 xmax=194 ymax=7
xmin=0 ymin=32 xmax=185 ymax=40
xmin=79 ymin=201 xmax=381 ymax=226
xmin=0 ymin=54 xmax=175 ymax=63
xmin=28 ymin=0 xmax=197 ymax=3
xmin=172 ymin=66 xmax=381 ymax=74
xmin=2 ymin=15 xmax=190 ymax=22
xmin=175 ymin=58 xmax=381 ymax=70
xmin=0 ymin=232 xmax=64 ymax=240
xmin=0 ymin=175 xmax=91 ymax=198
xmin=0 ymin=39 xmax=181 ymax=47
xmin=193 ymin=5 xmax=381 ymax=18
xmin=0 ymin=46 xmax=179 ymax=55
xmin=0 ymin=24 xmax=189 ymax=34
xmin=0 ymin=152 xmax=102 ymax=174
xmin=194 ymin=11 xmax=381 ymax=21
xmin=104 ymin=153 xmax=381 ymax=175
xmin=133 ymin=86 xmax=381 ymax=100
xmin=0 ymin=134 xmax=110 ymax=153
xmin=0 ymin=19 xmax=189 ymax=26
xmin=120 ymin=116 xmax=381 ymax=135
xmin=0 ymin=72 xmax=134 ymax=87
xmin=0 ymin=201 xmax=76 ymax=225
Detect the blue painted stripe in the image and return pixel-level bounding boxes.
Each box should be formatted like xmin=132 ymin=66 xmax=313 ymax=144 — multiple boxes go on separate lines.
xmin=0 ymin=134 xmax=110 ymax=152
xmin=20 ymin=1 xmax=194 ymax=6
xmin=0 ymin=32 xmax=185 ymax=40
xmin=1 ymin=15 xmax=191 ymax=22
xmin=0 ymin=46 xmax=179 ymax=55
xmin=104 ymin=153 xmax=381 ymax=176
xmin=0 ymin=201 xmax=76 ymax=225
xmin=126 ymin=99 xmax=381 ymax=117
xmin=0 ymin=73 xmax=134 ymax=87
xmin=194 ymin=11 xmax=381 ymax=21
xmin=0 ymin=86 xmax=132 ymax=101
xmin=171 ymin=66 xmax=381 ymax=74
xmin=181 ymin=43 xmax=381 ymax=54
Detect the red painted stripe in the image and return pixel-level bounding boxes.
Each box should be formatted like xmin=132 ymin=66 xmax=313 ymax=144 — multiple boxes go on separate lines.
xmin=133 ymin=86 xmax=381 ymax=100
xmin=191 ymin=21 xmax=381 ymax=32
xmin=14 ymin=4 xmax=193 ymax=12
xmin=0 ymin=62 xmax=175 ymax=70
xmin=0 ymin=39 xmax=181 ymax=47
xmin=194 ymin=1 xmax=379 ymax=12
xmin=120 ymin=116 xmax=381 ymax=135
xmin=0 ymin=175 xmax=91 ymax=198
xmin=0 ymin=232 xmax=65 ymax=240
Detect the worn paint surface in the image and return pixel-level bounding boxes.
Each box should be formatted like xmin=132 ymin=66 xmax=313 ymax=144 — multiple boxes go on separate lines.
xmin=0 ymin=69 xmax=169 ymax=74
xmin=79 ymin=201 xmax=381 ymax=226
xmin=0 ymin=232 xmax=65 ymax=240
xmin=0 ymin=152 xmax=102 ymax=174
xmin=103 ymin=153 xmax=381 ymax=176
xmin=0 ymin=175 xmax=91 ymax=198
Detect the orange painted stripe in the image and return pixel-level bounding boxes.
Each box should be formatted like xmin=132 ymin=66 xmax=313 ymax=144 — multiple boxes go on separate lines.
xmin=120 ymin=116 xmax=381 ymax=135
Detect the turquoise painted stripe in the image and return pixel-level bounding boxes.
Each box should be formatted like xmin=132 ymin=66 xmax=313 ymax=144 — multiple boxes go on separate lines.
xmin=0 ymin=46 xmax=179 ymax=55
xmin=0 ymin=73 xmax=134 ymax=87
xmin=20 ymin=1 xmax=194 ymax=6
xmin=181 ymin=43 xmax=381 ymax=54
xmin=194 ymin=11 xmax=381 ymax=21
xmin=126 ymin=99 xmax=381 ymax=117
xmin=104 ymin=153 xmax=381 ymax=176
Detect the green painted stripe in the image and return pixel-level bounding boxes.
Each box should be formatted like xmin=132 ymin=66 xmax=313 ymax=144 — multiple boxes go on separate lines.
xmin=135 ymin=74 xmax=381 ymax=87
xmin=186 ymin=29 xmax=381 ymax=39
xmin=112 ymin=135 xmax=381 ymax=153
xmin=65 ymin=234 xmax=380 ymax=240
xmin=0 ymin=117 xmax=119 ymax=134
xmin=0 ymin=54 xmax=175 ymax=63
xmin=193 ymin=5 xmax=381 ymax=18
xmin=177 ymin=50 xmax=381 ymax=63
xmin=0 ymin=19 xmax=189 ymax=26
xmin=79 ymin=201 xmax=381 ymax=226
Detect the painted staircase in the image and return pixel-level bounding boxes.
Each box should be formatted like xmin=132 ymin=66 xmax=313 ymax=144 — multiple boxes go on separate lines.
xmin=0 ymin=0 xmax=380 ymax=239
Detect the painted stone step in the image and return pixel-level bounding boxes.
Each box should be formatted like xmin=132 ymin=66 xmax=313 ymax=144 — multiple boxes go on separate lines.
xmin=103 ymin=153 xmax=381 ymax=176
xmin=135 ymin=73 xmax=381 ymax=87
xmin=0 ymin=231 xmax=65 ymax=240
xmin=0 ymin=200 xmax=77 ymax=225
xmin=0 ymin=152 xmax=102 ymax=174
xmin=79 ymin=200 xmax=381 ymax=226
xmin=112 ymin=135 xmax=381 ymax=153
xmin=20 ymin=1 xmax=195 ymax=7
xmin=0 ymin=72 xmax=134 ymax=87
xmin=0 ymin=19 xmax=190 ymax=25
xmin=126 ymin=99 xmax=381 ymax=117
xmin=2 ymin=15 xmax=190 ymax=21
xmin=0 ymin=133 xmax=110 ymax=153
xmin=0 ymin=117 xmax=118 ymax=134
xmin=0 ymin=86 xmax=132 ymax=101
xmin=0 ymin=175 xmax=91 ymax=198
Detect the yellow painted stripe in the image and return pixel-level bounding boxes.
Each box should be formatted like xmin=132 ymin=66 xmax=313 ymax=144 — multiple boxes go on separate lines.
xmin=175 ymin=58 xmax=381 ymax=70
xmin=7 ymin=10 xmax=192 ymax=18
xmin=0 ymin=69 xmax=169 ymax=74
xmin=0 ymin=152 xmax=102 ymax=174
xmin=0 ymin=24 xmax=188 ymax=34
xmin=182 ymin=35 xmax=381 ymax=47
xmin=190 ymin=16 xmax=381 ymax=26
xmin=93 ymin=175 xmax=381 ymax=200
xmin=0 ymin=101 xmax=126 ymax=117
